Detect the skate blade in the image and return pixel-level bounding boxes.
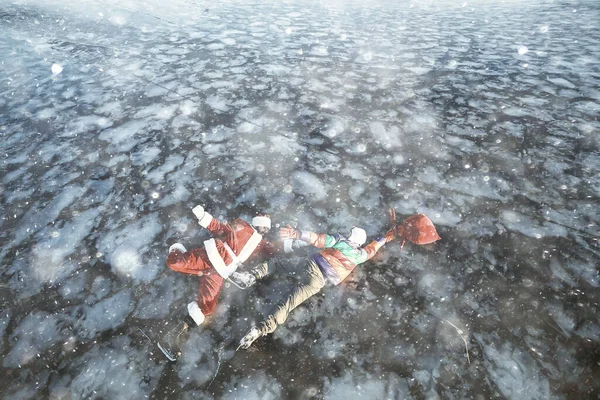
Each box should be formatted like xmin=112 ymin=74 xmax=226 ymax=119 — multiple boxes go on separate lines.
xmin=158 ymin=343 xmax=178 ymax=362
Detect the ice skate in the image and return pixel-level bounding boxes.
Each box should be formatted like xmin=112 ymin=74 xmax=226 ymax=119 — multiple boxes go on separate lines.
xmin=157 ymin=319 xmax=190 ymax=362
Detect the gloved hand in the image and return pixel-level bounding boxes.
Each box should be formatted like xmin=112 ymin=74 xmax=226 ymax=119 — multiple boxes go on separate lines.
xmin=279 ymin=224 xmax=299 ymax=240
xmin=384 ymin=228 xmax=396 ymax=243
xmin=192 ymin=205 xmax=205 ymax=220
xmin=230 ymin=271 xmax=256 ymax=289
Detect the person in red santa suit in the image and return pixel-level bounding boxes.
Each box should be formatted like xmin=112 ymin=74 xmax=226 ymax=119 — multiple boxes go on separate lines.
xmin=158 ymin=204 xmax=281 ymax=361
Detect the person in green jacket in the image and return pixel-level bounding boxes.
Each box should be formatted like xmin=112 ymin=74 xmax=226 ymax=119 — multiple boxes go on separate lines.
xmin=236 ymin=225 xmax=392 ymax=349
xmin=237 ymin=214 xmax=441 ymax=349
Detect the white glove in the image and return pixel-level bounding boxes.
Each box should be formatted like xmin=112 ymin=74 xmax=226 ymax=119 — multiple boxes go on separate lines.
xmin=192 ymin=205 xmax=205 ymax=220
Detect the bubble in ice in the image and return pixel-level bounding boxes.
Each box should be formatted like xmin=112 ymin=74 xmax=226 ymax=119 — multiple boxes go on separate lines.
xmin=285 ymin=27 xmax=292 ymax=34
xmin=177 ymin=223 xmax=188 ymax=233
xmin=50 ymin=230 xmax=60 ymax=238
xmin=464 ymin=164 xmax=471 ymax=169
xmin=256 ymin=164 xmax=265 ymax=172
xmin=51 ymin=64 xmax=63 ymax=75
xmin=539 ymin=25 xmax=549 ymax=33
xmin=151 ymin=192 xmax=160 ymax=199
xmin=364 ymin=52 xmax=373 ymax=61
xmin=517 ymin=46 xmax=529 ymax=55
xmin=393 ymin=154 xmax=406 ymax=164
xmin=110 ymin=247 xmax=141 ymax=277
xmin=340 ymin=34 xmax=347 ymax=40
xmin=283 ymin=185 xmax=292 ymax=193
xmin=355 ymin=143 xmax=367 ymax=152
xmin=180 ymin=102 xmax=195 ymax=115
xmin=483 ymin=176 xmax=490 ymax=182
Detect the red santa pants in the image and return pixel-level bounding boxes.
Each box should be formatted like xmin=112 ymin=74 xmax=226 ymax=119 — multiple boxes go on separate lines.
xmin=166 ymin=249 xmax=225 ymax=316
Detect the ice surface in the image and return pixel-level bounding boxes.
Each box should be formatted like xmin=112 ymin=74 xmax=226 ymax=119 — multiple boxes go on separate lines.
xmin=1 ymin=0 xmax=599 ymax=398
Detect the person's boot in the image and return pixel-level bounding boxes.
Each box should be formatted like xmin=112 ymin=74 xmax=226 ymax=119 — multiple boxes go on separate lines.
xmin=157 ymin=315 xmax=196 ymax=362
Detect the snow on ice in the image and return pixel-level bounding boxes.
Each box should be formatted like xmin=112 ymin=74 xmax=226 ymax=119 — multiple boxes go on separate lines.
xmin=1 ymin=0 xmax=599 ymax=398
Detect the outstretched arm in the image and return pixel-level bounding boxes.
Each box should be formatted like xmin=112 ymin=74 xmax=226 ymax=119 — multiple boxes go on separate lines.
xmin=192 ymin=205 xmax=233 ymax=237
xmin=361 ymin=238 xmax=387 ymax=262
xmin=355 ymin=229 xmax=396 ymax=264
xmin=280 ymin=225 xmax=339 ymax=249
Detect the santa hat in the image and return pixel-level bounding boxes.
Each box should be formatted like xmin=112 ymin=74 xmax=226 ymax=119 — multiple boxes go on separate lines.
xmin=252 ymin=214 xmax=271 ymax=229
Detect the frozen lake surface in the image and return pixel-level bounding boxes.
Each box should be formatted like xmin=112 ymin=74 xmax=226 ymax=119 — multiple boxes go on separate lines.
xmin=1 ymin=0 xmax=599 ymax=398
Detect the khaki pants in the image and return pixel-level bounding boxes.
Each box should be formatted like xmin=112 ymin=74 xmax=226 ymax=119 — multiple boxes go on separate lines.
xmin=257 ymin=259 xmax=326 ymax=335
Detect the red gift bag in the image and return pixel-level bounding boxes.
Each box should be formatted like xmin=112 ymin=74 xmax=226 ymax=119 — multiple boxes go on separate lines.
xmin=389 ymin=210 xmax=441 ymax=249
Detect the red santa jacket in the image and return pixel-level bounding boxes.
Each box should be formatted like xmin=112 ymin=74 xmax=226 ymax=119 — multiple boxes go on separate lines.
xmin=168 ymin=214 xmax=279 ymax=278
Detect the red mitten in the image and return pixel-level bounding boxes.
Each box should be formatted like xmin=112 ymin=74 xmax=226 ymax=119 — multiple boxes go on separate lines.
xmin=384 ymin=228 xmax=396 ymax=243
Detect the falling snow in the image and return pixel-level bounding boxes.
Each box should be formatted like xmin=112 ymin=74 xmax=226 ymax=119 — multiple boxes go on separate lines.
xmin=1 ymin=0 xmax=599 ymax=399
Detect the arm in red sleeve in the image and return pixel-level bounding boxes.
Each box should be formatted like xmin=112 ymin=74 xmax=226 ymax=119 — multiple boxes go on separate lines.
xmin=198 ymin=210 xmax=234 ymax=238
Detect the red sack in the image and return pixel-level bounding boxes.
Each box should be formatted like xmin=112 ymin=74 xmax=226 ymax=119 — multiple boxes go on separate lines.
xmin=397 ymin=214 xmax=441 ymax=247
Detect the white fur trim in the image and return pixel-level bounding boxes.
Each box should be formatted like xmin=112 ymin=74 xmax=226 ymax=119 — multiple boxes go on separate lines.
xmin=235 ymin=230 xmax=263 ymax=263
xmin=204 ymin=229 xmax=263 ymax=278
xmin=348 ymin=227 xmax=367 ymax=246
xmin=252 ymin=216 xmax=271 ymax=229
xmin=187 ymin=301 xmax=205 ymax=325
xmin=205 ymin=238 xmax=237 ymax=278
xmin=169 ymin=243 xmax=187 ymax=253
xmin=198 ymin=212 xmax=213 ymax=228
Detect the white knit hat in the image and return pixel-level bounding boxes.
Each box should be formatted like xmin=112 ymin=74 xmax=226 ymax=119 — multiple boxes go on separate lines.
xmin=252 ymin=215 xmax=271 ymax=229
xmin=348 ymin=227 xmax=367 ymax=246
